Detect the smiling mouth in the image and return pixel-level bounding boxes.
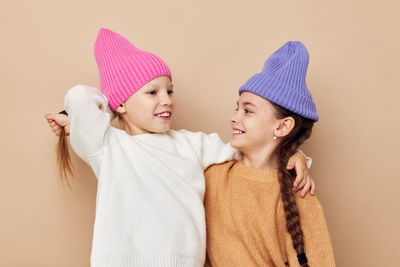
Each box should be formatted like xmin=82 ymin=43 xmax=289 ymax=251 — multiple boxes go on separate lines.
xmin=232 ymin=128 xmax=245 ymax=135
xmin=155 ymin=111 xmax=172 ymax=120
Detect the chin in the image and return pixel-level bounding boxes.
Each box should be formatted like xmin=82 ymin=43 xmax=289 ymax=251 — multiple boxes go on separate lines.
xmin=154 ymin=125 xmax=171 ymax=133
xmin=230 ymin=139 xmax=245 ymax=150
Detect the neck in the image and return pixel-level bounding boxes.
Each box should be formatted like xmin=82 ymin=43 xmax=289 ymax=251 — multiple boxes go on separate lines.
xmin=122 ymin=121 xmax=148 ymax=136
xmin=241 ymin=144 xmax=278 ymax=170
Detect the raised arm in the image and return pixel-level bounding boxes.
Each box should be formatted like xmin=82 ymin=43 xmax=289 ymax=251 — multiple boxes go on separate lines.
xmin=64 ymin=84 xmax=114 ymax=165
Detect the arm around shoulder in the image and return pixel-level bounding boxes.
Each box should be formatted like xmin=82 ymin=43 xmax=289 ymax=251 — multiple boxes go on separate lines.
xmin=181 ymin=130 xmax=241 ymax=170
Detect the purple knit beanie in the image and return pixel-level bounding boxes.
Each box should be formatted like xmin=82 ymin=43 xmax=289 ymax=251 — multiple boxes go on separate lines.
xmin=94 ymin=28 xmax=172 ymax=111
xmin=238 ymin=41 xmax=319 ymax=121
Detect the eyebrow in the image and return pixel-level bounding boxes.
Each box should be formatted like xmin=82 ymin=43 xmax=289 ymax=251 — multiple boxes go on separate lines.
xmin=237 ymin=101 xmax=256 ymax=107
xmin=146 ymin=85 xmax=159 ymax=90
xmin=146 ymin=84 xmax=173 ymax=90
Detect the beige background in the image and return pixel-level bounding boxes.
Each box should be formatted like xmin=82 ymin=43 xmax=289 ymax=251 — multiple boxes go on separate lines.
xmin=1 ymin=0 xmax=399 ymax=266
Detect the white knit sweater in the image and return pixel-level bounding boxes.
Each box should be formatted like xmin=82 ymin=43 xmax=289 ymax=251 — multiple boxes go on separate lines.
xmin=64 ymin=85 xmax=241 ymax=267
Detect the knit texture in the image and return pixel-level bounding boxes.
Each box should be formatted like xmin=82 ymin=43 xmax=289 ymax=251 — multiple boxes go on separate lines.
xmin=238 ymin=41 xmax=319 ymax=121
xmin=94 ymin=28 xmax=172 ymax=111
xmin=64 ymin=85 xmax=241 ymax=267
xmin=204 ymin=161 xmax=335 ymax=267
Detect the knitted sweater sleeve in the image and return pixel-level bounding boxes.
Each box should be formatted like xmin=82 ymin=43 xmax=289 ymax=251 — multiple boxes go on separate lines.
xmin=180 ymin=130 xmax=242 ymax=170
xmin=64 ymin=85 xmax=114 ymax=177
xmin=278 ymin=194 xmax=336 ymax=266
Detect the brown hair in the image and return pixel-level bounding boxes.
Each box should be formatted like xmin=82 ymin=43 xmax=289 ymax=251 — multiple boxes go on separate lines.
xmin=56 ymin=110 xmax=122 ymax=189
xmin=56 ymin=126 xmax=75 ymax=189
xmin=271 ymin=102 xmax=314 ymax=267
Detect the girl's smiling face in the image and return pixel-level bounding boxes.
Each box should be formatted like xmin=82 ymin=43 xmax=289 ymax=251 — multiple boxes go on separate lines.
xmin=230 ymin=91 xmax=278 ymax=152
xmin=116 ymin=75 xmax=176 ymax=135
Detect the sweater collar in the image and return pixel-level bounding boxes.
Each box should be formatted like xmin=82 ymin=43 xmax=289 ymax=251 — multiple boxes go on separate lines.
xmin=232 ymin=161 xmax=279 ymax=182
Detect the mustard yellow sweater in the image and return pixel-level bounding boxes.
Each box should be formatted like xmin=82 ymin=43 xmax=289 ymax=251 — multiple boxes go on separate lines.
xmin=204 ymin=161 xmax=335 ymax=267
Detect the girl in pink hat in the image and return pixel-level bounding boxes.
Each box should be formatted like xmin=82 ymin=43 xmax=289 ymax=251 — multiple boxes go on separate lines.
xmin=44 ymin=29 xmax=314 ymax=267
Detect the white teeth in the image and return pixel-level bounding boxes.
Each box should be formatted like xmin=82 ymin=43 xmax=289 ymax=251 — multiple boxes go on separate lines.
xmin=156 ymin=112 xmax=171 ymax=118
xmin=233 ymin=130 xmax=244 ymax=134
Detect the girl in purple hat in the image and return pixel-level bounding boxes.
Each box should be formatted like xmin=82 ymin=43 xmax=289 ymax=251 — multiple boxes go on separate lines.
xmin=44 ymin=29 xmax=314 ymax=267
xmin=204 ymin=41 xmax=335 ymax=266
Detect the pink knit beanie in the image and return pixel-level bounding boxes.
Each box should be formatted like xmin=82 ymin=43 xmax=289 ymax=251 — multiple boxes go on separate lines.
xmin=94 ymin=28 xmax=172 ymax=110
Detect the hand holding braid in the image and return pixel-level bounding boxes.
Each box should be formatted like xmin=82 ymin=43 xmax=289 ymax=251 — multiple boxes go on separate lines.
xmin=44 ymin=110 xmax=74 ymax=188
xmin=44 ymin=111 xmax=70 ymax=136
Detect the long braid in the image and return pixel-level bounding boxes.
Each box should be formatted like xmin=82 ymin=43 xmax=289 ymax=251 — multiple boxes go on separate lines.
xmin=271 ymin=103 xmax=314 ymax=267
xmin=56 ymin=110 xmax=75 ymax=189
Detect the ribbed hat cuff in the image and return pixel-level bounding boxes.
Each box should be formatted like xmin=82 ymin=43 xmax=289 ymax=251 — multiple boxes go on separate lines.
xmin=238 ymin=74 xmax=319 ymax=121
xmin=107 ymin=71 xmax=172 ymax=111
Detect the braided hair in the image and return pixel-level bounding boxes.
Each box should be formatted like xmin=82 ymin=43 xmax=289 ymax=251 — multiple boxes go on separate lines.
xmin=271 ymin=102 xmax=314 ymax=267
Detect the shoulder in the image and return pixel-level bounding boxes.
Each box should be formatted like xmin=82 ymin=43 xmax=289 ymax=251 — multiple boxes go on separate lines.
xmin=295 ymin=193 xmax=324 ymax=211
xmin=290 ymin=193 xmax=328 ymax=225
xmin=276 ymin=191 xmax=326 ymax=222
xmin=204 ymin=161 xmax=236 ymax=190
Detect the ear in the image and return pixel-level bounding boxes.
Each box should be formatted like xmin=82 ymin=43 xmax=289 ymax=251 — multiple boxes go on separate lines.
xmin=274 ymin=117 xmax=295 ymax=138
xmin=115 ymin=103 xmax=127 ymax=114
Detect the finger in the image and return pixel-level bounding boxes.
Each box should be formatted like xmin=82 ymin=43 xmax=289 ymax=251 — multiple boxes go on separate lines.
xmin=56 ymin=115 xmax=69 ymax=127
xmin=46 ymin=113 xmax=68 ymax=126
xmin=52 ymin=125 xmax=61 ymax=132
xmin=44 ymin=113 xmax=56 ymax=120
xmin=55 ymin=129 xmax=62 ymax=136
xmin=300 ymin=179 xmax=312 ymax=197
xmin=286 ymin=158 xmax=295 ymax=170
xmin=51 ymin=124 xmax=61 ymax=130
xmin=293 ymin=171 xmax=304 ymax=188
xmin=311 ymin=179 xmax=316 ymax=195
xmin=50 ymin=121 xmax=57 ymax=127
xmin=53 ymin=125 xmax=62 ymax=132
xmin=296 ymin=176 xmax=307 ymax=192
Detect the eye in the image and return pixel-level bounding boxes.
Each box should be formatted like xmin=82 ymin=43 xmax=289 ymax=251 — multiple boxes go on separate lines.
xmin=167 ymin=90 xmax=174 ymax=95
xmin=147 ymin=90 xmax=157 ymax=95
xmin=244 ymin=109 xmax=253 ymax=114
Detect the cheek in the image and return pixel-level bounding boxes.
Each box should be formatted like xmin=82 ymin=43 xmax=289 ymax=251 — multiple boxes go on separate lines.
xmin=170 ymin=99 xmax=177 ymax=112
xmin=245 ymin=118 xmax=273 ymax=140
xmin=127 ymin=103 xmax=154 ymax=124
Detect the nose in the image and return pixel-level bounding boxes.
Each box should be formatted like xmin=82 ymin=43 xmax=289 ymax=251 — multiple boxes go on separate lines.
xmin=230 ymin=111 xmax=239 ymax=124
xmin=160 ymin=91 xmax=173 ymax=106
